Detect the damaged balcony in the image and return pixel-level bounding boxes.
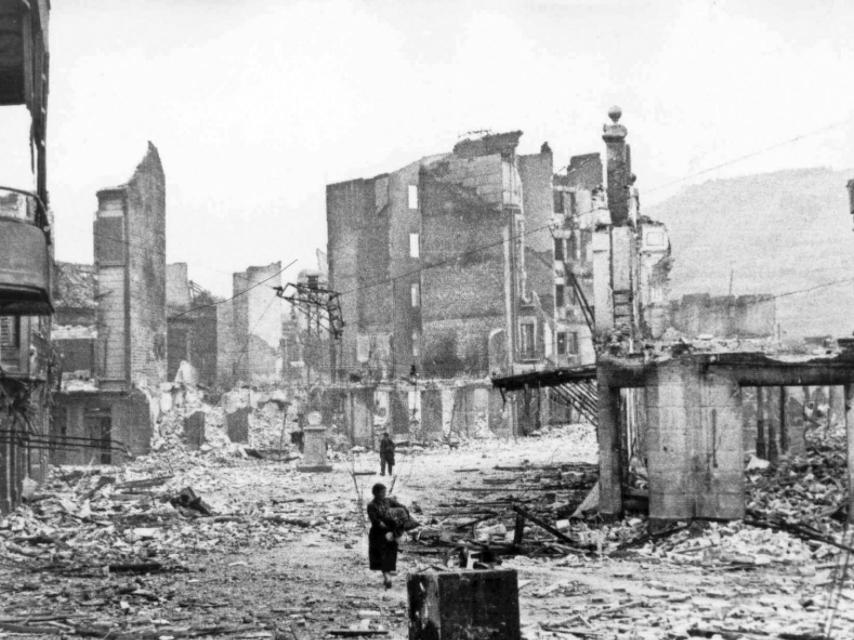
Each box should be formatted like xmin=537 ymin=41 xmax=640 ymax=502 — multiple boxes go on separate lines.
xmin=0 ymin=188 xmax=52 ymax=316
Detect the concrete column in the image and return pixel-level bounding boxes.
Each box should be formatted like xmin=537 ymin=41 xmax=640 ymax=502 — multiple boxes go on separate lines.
xmin=756 ymin=387 xmax=767 ymax=459
xmin=597 ymin=371 xmax=622 ymax=516
xmin=645 ymin=360 xmax=695 ymax=520
xmin=592 ymin=230 xmax=613 ymax=331
xmin=645 ymin=359 xmax=745 ymax=521
xmin=602 ymin=106 xmax=629 ymax=226
xmin=299 ymin=412 xmax=332 ymax=472
xmin=696 ymin=370 xmax=744 ymax=519
xmin=779 ymin=387 xmax=789 ymax=453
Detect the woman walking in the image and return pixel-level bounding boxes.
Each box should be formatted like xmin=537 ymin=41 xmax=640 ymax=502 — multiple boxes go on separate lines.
xmin=367 ymin=482 xmax=409 ymax=589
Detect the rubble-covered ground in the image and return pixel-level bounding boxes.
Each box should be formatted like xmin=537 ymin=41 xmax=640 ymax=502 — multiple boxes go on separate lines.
xmin=2 ymin=422 xmax=853 ymax=640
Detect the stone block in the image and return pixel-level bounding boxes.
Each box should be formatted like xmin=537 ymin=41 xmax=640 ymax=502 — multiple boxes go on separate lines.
xmin=226 ymin=407 xmax=251 ymax=443
xmin=183 ymin=411 xmax=206 ymax=450
xmin=407 ymin=569 xmax=520 ymax=640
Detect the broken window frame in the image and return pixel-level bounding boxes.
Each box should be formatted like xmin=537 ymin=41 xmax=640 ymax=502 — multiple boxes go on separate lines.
xmin=556 ymin=331 xmax=567 ymax=356
xmin=555 ymin=283 xmax=565 ymax=308
xmin=569 ymin=331 xmax=580 ymax=356
xmin=408 ymin=185 xmax=418 ymax=210
xmin=554 ymin=237 xmax=565 ymax=262
xmin=410 ymin=282 xmax=420 ymax=308
xmin=0 ymin=315 xmax=22 ymax=369
xmin=519 ymin=321 xmax=536 ymax=361
xmin=409 ymin=232 xmax=420 ymax=258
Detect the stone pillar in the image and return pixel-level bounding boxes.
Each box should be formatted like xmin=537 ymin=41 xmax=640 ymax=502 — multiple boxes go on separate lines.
xmin=592 ymin=230 xmax=613 ymax=332
xmin=645 ymin=359 xmax=695 ymax=520
xmin=597 ymin=369 xmax=622 ymax=516
xmin=696 ymin=369 xmax=744 ymax=519
xmin=602 ymin=106 xmax=630 ymax=227
xmin=645 ymin=358 xmax=744 ymax=521
xmin=299 ymin=411 xmax=332 ymax=472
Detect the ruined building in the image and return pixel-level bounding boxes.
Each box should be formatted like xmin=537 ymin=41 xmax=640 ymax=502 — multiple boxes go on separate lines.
xmin=216 ymin=263 xmax=284 ymax=387
xmin=166 ymin=263 xmax=218 ymax=386
xmin=282 ymin=256 xmax=335 ymax=388
xmin=0 ymin=0 xmax=50 ymax=512
xmin=51 ymin=143 xmax=166 ymax=464
xmin=325 ymin=131 xmax=624 ymax=442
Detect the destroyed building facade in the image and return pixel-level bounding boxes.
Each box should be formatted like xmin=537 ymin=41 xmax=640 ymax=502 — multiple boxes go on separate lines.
xmin=216 ymin=263 xmax=284 ymax=387
xmin=51 ymin=144 xmax=166 ymax=465
xmin=166 ymin=263 xmax=218 ymax=386
xmin=0 ymin=0 xmax=51 ymax=512
xmin=323 ymin=130 xmax=661 ymax=441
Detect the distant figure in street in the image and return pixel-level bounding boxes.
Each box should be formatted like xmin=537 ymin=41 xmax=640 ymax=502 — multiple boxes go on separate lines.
xmin=379 ymin=432 xmax=395 ymax=476
xmin=367 ymin=483 xmax=407 ymax=589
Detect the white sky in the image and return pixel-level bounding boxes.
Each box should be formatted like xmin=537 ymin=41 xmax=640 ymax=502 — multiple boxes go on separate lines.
xmin=2 ymin=0 xmax=853 ymax=296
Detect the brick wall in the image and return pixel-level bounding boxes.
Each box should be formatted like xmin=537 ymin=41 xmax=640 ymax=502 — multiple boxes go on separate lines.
xmin=93 ymin=143 xmax=166 ymax=393
xmin=420 ymin=163 xmax=507 ymax=377
xmin=216 ymin=300 xmax=236 ymax=386
xmin=232 ymin=263 xmax=283 ymax=384
xmin=327 ymin=176 xmax=394 ymax=377
xmin=125 ymin=143 xmax=167 ymax=391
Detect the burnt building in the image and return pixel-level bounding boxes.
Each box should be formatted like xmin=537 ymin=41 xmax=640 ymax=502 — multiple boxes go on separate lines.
xmin=0 ymin=0 xmax=50 ymax=512
xmin=51 ymin=144 xmax=167 ymax=465
xmin=166 ymin=263 xmax=218 ymax=386
xmin=327 ymin=131 xmax=564 ymax=440
xmin=216 ymin=262 xmax=284 ymax=387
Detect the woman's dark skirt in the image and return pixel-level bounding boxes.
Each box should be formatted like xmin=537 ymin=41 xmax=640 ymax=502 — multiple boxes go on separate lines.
xmin=368 ymin=526 xmax=398 ymax=572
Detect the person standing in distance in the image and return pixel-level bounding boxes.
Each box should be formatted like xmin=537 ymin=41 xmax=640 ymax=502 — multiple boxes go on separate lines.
xmin=379 ymin=432 xmax=395 ymax=476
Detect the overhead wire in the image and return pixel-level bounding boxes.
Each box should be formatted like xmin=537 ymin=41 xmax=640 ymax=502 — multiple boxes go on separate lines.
xmin=169 ymin=258 xmax=297 ymax=320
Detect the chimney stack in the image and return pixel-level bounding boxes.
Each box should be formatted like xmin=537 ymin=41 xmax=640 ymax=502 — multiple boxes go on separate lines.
xmin=602 ymin=106 xmax=630 ymax=226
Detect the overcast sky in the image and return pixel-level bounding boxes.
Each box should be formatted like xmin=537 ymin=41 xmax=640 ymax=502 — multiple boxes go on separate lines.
xmin=2 ymin=0 xmax=853 ymax=296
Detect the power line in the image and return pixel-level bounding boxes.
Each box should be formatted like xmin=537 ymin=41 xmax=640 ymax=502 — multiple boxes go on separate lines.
xmin=339 ymin=221 xmax=554 ymax=297
xmin=169 ymin=258 xmax=297 ymax=320
xmin=771 ymin=277 xmax=854 ymax=300
xmin=88 ymin=230 xmax=277 ymax=287
xmin=646 ymin=116 xmax=853 ymax=194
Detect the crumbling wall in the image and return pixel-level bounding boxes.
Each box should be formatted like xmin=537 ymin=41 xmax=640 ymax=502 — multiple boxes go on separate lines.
xmin=420 ymin=159 xmax=508 ymax=377
xmin=327 ymin=176 xmax=393 ymax=378
xmin=231 ymin=263 xmax=283 ymax=384
xmin=126 ymin=142 xmax=167 ymax=392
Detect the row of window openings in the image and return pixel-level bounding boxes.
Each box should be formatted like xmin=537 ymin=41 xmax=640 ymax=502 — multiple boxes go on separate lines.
xmin=555 ymin=284 xmax=581 ymax=308
xmin=519 ymin=322 xmax=579 ymax=358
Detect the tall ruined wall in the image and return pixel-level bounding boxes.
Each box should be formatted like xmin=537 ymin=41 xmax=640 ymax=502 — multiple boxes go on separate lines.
xmin=232 ymin=263 xmax=283 ymax=384
xmin=327 ymin=176 xmax=393 ymax=378
xmin=518 ymin=151 xmax=556 ymax=354
xmin=126 ymin=142 xmax=167 ymax=391
xmin=420 ymin=155 xmax=508 ymax=377
xmin=216 ymin=300 xmax=236 ymax=386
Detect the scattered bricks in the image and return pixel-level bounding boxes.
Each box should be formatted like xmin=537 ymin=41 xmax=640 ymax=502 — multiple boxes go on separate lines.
xmin=407 ymin=569 xmax=520 ymax=640
xmin=226 ymin=407 xmax=251 ymax=443
xmin=183 ymin=411 xmax=206 ymax=450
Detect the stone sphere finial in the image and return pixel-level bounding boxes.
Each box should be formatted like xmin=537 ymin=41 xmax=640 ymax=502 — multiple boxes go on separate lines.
xmin=608 ymin=105 xmax=622 ymax=123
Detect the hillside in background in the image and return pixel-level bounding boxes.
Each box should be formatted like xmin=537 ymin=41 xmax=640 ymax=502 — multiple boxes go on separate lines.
xmin=647 ymin=167 xmax=854 ymax=339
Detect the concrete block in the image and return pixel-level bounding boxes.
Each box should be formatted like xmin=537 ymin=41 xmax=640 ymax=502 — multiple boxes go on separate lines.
xmin=183 ymin=411 xmax=206 ymax=450
xmin=407 ymin=569 xmax=520 ymax=640
xmin=226 ymin=407 xmax=251 ymax=443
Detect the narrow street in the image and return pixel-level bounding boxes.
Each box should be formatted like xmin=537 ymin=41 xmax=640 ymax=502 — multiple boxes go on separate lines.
xmin=3 ymin=424 xmax=852 ymax=639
